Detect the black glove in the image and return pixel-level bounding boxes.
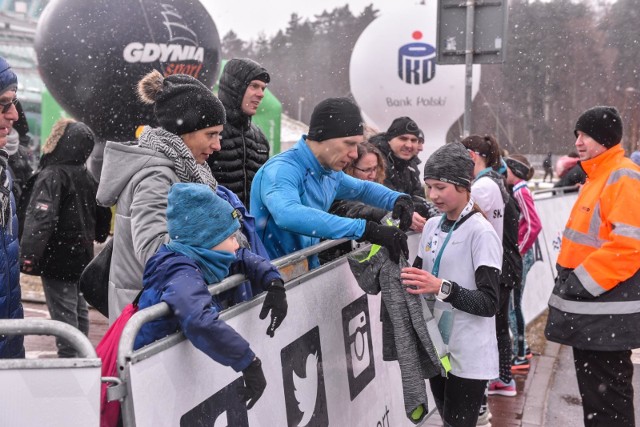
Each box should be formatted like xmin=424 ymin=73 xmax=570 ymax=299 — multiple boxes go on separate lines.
xmin=259 ymin=280 xmax=288 ymax=337
xmin=392 ymin=195 xmax=414 ymax=231
xmin=20 ymin=258 xmax=40 ymax=276
xmin=361 ymin=222 xmax=408 ymax=263
xmin=241 ymin=357 xmax=267 ymax=409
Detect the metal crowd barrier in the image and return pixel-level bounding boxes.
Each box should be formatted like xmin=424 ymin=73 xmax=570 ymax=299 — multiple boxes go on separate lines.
xmin=115 ymin=238 xmax=352 ymax=426
xmin=0 ymin=319 xmax=101 ymax=426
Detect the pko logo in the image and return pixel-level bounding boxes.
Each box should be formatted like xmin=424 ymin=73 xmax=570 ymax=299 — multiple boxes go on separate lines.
xmin=342 ymin=295 xmax=375 ymax=400
xmin=398 ymin=31 xmax=436 ymax=85
xmin=180 ymin=377 xmax=248 ymax=427
xmin=281 ymin=327 xmax=328 ymax=427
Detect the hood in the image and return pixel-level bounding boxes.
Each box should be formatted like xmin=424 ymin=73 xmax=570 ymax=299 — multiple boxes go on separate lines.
xmin=218 ymin=58 xmax=270 ymax=128
xmin=40 ymin=119 xmax=95 ymax=167
xmin=369 ymin=132 xmax=413 ymax=169
xmin=96 ymin=138 xmax=174 ymax=207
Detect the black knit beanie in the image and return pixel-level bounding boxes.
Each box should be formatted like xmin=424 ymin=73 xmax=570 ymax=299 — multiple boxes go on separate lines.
xmin=574 ymin=106 xmax=623 ymax=148
xmin=307 ymin=97 xmax=363 ymax=142
xmin=505 ymin=157 xmax=530 ymax=180
xmin=386 ymin=116 xmax=423 ymax=141
xmin=138 ymin=70 xmax=226 ymax=136
xmin=424 ymin=142 xmax=474 ymax=190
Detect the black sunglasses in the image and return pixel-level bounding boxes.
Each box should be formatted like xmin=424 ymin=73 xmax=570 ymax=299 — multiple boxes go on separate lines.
xmin=0 ymin=97 xmax=18 ymax=114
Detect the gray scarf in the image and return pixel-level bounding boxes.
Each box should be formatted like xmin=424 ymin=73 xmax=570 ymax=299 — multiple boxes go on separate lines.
xmin=138 ymin=127 xmax=217 ymax=192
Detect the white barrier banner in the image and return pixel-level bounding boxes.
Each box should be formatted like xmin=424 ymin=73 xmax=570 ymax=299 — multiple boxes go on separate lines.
xmin=0 ymin=366 xmax=100 ymax=426
xmin=129 ymin=235 xmax=424 ymax=427
xmin=521 ymin=193 xmax=578 ymax=323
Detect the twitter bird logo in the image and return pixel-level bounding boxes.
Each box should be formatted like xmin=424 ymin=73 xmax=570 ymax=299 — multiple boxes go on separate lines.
xmin=281 ymin=326 xmax=328 ymax=427
xmin=293 ymin=352 xmax=319 ymax=426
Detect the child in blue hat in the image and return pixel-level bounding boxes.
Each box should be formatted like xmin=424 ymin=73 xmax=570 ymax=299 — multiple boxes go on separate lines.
xmin=134 ymin=183 xmax=286 ymax=409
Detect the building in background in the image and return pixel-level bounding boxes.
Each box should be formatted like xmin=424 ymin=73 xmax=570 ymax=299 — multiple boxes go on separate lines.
xmin=0 ymin=0 xmax=48 ymax=146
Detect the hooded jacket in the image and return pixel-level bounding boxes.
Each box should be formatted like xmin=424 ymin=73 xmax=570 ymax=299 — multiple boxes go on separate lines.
xmin=97 ymin=131 xmax=179 ymax=320
xmin=134 ymin=246 xmax=280 ymax=371
xmin=370 ymin=133 xmax=424 ymax=198
xmin=546 ymin=145 xmax=640 ymax=350
xmin=207 ymin=59 xmax=270 ymax=207
xmin=20 ymin=119 xmax=111 ymax=280
xmin=98 ymin=128 xmax=278 ymax=320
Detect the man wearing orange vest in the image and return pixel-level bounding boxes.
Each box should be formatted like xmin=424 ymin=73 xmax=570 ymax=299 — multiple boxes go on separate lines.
xmin=545 ymin=106 xmax=640 ymax=426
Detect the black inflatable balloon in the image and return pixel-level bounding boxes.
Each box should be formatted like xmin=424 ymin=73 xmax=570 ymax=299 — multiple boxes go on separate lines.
xmin=35 ymin=0 xmax=221 ymax=141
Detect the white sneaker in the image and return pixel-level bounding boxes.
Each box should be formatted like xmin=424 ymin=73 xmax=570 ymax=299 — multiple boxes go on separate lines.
xmin=476 ymin=407 xmax=492 ymax=426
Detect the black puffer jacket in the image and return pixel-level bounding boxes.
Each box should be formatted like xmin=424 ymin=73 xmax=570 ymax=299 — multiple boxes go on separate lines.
xmin=370 ymin=133 xmax=423 ymax=198
xmin=207 ymin=58 xmax=270 ymax=207
xmin=8 ymin=144 xmax=33 ymax=205
xmin=19 ymin=119 xmax=111 ymax=280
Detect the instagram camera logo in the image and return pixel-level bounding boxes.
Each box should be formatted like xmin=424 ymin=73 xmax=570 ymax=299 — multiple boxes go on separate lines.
xmin=180 ymin=377 xmax=248 ymax=427
xmin=398 ymin=30 xmax=436 ymax=85
xmin=281 ymin=326 xmax=328 ymax=427
xmin=342 ymin=294 xmax=375 ymax=400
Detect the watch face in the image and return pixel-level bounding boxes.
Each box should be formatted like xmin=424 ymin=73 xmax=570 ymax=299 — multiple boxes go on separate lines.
xmin=441 ymin=281 xmax=451 ymax=294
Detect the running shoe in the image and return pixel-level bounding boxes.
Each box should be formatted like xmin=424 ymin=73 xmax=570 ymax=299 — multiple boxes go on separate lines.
xmin=525 ymin=347 xmax=533 ymax=360
xmin=488 ymin=378 xmax=517 ymax=397
xmin=476 ymin=406 xmax=492 ymax=426
xmin=511 ymin=356 xmax=530 ymax=372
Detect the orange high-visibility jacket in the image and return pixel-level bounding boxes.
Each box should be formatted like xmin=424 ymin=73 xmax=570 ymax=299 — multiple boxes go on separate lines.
xmin=546 ymin=144 xmax=640 ymax=351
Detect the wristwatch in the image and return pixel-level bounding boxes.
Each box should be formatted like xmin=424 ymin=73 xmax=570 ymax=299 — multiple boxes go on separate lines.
xmin=437 ymin=279 xmax=453 ymax=301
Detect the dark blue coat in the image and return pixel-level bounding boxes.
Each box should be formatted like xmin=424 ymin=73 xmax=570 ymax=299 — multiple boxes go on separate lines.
xmin=134 ymin=245 xmax=281 ymax=372
xmin=0 ymin=175 xmax=24 ymax=358
xmin=216 ymin=185 xmax=274 ymax=304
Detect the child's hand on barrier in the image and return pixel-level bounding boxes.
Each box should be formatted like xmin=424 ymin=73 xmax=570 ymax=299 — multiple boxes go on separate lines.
xmin=259 ymin=280 xmax=288 ymax=337
xmin=241 ymin=357 xmax=266 ymax=409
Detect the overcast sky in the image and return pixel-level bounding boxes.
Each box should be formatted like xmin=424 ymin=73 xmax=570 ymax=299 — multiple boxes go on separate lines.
xmin=204 ymin=0 xmax=425 ymax=40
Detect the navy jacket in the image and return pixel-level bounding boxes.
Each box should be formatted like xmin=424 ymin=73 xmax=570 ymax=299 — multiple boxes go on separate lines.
xmin=0 ymin=171 xmax=24 ymax=358
xmin=134 ymin=245 xmax=281 ymax=371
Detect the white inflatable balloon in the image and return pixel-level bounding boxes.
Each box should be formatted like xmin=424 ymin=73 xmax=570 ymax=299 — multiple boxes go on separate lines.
xmin=350 ymin=3 xmax=481 ymax=166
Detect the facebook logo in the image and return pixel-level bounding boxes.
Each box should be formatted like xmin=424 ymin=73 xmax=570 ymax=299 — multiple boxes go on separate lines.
xmin=180 ymin=377 xmax=248 ymax=427
xmin=281 ymin=326 xmax=328 ymax=427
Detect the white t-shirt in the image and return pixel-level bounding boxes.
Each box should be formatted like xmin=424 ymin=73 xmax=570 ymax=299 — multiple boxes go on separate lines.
xmin=418 ymin=213 xmax=502 ymax=380
xmin=471 ymin=176 xmax=505 ymax=241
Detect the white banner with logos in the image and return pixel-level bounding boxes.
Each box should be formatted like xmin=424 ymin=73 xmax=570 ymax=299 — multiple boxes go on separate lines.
xmin=0 ymin=365 xmax=100 ymax=426
xmin=128 ymin=234 xmax=424 ymax=427
xmin=521 ymin=193 xmax=578 ymax=323
xmin=126 ymin=194 xmax=576 ymax=426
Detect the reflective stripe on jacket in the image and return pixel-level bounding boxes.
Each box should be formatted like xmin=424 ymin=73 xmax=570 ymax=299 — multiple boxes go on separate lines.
xmin=546 ymin=144 xmax=640 ymax=350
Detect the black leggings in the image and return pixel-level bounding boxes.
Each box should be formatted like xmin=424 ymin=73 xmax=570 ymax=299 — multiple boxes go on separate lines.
xmin=430 ymin=374 xmax=487 ymax=427
xmin=496 ymin=283 xmax=513 ymax=383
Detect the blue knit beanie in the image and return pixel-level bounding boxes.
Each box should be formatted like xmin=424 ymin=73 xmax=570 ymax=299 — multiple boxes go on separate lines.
xmin=0 ymin=56 xmax=18 ymax=96
xmin=167 ymin=183 xmax=240 ymax=249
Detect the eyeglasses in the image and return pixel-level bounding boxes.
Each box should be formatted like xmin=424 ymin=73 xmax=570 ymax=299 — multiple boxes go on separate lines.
xmin=0 ymin=97 xmax=18 ymax=114
xmin=353 ymin=165 xmax=377 ymax=174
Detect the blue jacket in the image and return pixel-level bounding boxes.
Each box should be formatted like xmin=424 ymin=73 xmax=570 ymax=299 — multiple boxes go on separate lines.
xmin=0 ymin=175 xmax=24 ymax=358
xmin=134 ymin=245 xmax=281 ymax=371
xmin=216 ymin=185 xmax=273 ymax=304
xmin=250 ymin=137 xmax=402 ymax=268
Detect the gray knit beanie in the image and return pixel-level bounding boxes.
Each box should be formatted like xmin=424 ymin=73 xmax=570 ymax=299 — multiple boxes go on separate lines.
xmin=424 ymin=142 xmax=474 ymax=190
